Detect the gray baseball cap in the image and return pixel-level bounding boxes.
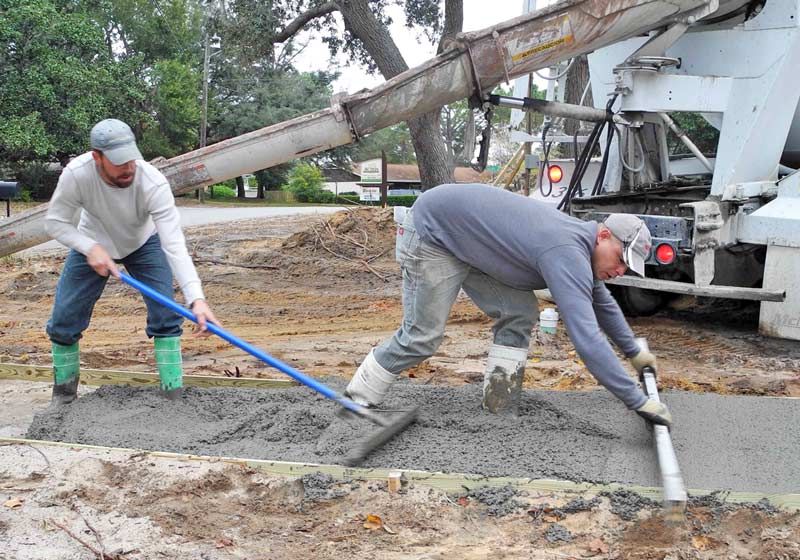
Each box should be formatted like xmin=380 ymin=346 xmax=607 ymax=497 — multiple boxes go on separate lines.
xmin=604 ymin=214 xmax=652 ymax=277
xmin=90 ymin=119 xmax=143 ymax=165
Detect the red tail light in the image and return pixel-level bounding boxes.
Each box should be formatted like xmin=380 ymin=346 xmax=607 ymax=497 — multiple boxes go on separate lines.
xmin=655 ymin=243 xmax=676 ymax=264
xmin=547 ymin=165 xmax=563 ymax=183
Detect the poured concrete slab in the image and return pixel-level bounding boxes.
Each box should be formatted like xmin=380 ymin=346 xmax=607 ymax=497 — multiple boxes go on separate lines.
xmin=26 ymin=382 xmax=800 ymax=494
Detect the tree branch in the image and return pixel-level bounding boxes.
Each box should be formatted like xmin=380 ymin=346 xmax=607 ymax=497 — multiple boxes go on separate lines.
xmin=273 ymin=1 xmax=339 ymax=44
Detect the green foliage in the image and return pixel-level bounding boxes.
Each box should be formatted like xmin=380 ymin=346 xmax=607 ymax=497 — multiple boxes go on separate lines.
xmin=139 ymin=59 xmax=201 ymax=158
xmin=94 ymin=0 xmax=202 ymax=63
xmin=282 ymin=162 xmax=327 ymax=202
xmin=210 ymin=69 xmax=336 ymax=141
xmin=210 ymin=184 xmax=237 ymax=198
xmin=387 ymin=195 xmax=417 ymax=207
xmin=667 ymin=113 xmax=720 ymax=155
xmin=337 ymin=194 xmax=418 ymax=207
xmin=0 ymin=0 xmax=150 ymax=164
xmin=333 ymin=123 xmax=416 ymax=166
xmin=12 ymin=161 xmax=60 ymax=200
xmin=255 ymin=166 xmax=292 ymax=191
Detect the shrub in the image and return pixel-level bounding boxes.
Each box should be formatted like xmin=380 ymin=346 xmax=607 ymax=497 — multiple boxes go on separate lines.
xmin=335 ymin=194 xmax=417 ymax=206
xmin=211 ymin=184 xmax=237 ymax=199
xmin=282 ymin=163 xmax=326 ymax=202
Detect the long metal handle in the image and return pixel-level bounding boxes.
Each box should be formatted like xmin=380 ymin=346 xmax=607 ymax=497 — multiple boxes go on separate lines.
xmin=118 ymin=272 xmax=367 ymax=414
xmin=636 ymin=338 xmax=687 ymax=519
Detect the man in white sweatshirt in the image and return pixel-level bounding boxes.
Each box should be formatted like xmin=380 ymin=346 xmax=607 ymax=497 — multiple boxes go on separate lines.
xmin=44 ymin=118 xmax=218 ymax=405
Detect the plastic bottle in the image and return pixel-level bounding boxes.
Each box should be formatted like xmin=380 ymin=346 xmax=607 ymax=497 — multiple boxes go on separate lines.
xmin=540 ymin=307 xmax=559 ymax=335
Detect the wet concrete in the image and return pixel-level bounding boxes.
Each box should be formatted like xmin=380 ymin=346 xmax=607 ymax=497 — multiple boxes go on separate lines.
xmin=26 ymin=381 xmax=800 ymax=494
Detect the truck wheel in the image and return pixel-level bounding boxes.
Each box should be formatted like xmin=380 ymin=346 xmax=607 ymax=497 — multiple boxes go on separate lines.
xmin=609 ymin=285 xmax=666 ymax=316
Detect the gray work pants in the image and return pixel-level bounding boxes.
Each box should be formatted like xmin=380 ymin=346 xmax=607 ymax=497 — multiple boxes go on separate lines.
xmin=374 ymin=210 xmax=539 ymax=374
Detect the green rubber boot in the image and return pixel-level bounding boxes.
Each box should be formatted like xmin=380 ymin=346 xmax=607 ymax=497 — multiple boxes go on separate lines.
xmin=155 ymin=336 xmax=183 ymax=399
xmin=51 ymin=342 xmax=80 ymax=406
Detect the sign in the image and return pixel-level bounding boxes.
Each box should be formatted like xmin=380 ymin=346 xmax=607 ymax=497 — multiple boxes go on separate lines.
xmin=360 ymin=158 xmax=383 ymax=184
xmin=360 ymin=187 xmax=381 ymax=202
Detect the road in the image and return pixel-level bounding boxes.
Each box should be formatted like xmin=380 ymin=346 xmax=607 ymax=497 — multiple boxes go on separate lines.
xmin=21 ymin=205 xmax=346 ymax=254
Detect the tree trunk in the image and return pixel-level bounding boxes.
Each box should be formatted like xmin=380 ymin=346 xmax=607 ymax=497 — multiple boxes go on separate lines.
xmin=460 ymin=109 xmax=476 ymax=164
xmin=338 ymin=0 xmax=455 ymax=189
xmin=564 ymin=55 xmax=592 ymax=157
xmin=235 ymin=176 xmax=245 ymax=198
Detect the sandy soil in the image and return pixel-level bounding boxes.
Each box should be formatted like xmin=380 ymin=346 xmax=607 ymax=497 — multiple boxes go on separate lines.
xmin=2 ymin=207 xmax=800 ymax=558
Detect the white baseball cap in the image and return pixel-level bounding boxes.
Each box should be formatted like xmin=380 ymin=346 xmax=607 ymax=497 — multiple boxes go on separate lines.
xmin=90 ymin=119 xmax=143 ymax=165
xmin=604 ymin=214 xmax=653 ymax=277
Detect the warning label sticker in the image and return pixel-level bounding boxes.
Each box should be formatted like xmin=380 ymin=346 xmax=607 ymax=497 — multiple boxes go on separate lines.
xmin=509 ymin=14 xmax=574 ymax=63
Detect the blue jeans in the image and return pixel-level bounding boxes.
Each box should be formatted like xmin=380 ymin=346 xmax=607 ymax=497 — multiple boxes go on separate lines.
xmin=47 ymin=234 xmax=183 ymax=345
xmin=374 ymin=210 xmax=539 ymax=374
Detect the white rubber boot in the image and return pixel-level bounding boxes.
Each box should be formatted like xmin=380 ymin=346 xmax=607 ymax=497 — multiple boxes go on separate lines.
xmin=482 ymin=344 xmax=528 ymax=413
xmin=345 ymin=349 xmax=397 ymax=407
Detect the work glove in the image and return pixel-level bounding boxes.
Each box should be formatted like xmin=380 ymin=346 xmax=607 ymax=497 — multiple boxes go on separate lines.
xmin=630 ymin=349 xmax=657 ymax=376
xmin=635 ymin=400 xmax=672 ymax=428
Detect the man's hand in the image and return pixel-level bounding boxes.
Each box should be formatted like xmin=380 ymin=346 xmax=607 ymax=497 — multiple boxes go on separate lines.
xmin=190 ymin=299 xmax=219 ymax=337
xmin=86 ymin=244 xmax=119 ymax=278
xmin=636 ymin=400 xmax=672 ymax=427
xmin=630 ymin=348 xmax=657 ymax=374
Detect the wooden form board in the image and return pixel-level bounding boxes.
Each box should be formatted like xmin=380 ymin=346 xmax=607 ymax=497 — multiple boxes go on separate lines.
xmin=0 ymin=362 xmax=296 ymax=389
xmin=1 ymin=437 xmax=797 ymax=510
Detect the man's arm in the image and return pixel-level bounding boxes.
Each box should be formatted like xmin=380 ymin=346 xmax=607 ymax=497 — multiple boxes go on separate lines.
xmin=45 ymin=170 xmax=119 ymax=277
xmin=146 ymin=184 xmax=220 ymax=332
xmin=539 ymin=246 xmax=647 ymax=410
xmin=591 ymin=282 xmax=640 ymax=358
xmin=45 ymin=168 xmax=96 ymax=255
xmin=145 ymin=183 xmax=204 ymax=305
xmin=593 ymin=283 xmax=658 ymax=374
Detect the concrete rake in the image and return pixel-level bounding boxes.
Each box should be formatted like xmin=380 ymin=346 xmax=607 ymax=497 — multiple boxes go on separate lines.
xmin=118 ymin=272 xmax=418 ymax=466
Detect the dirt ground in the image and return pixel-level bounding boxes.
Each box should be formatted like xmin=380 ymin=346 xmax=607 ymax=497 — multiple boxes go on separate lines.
xmin=1 ymin=206 xmax=799 ymax=558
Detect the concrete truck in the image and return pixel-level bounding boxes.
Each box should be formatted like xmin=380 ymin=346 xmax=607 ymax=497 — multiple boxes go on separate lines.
xmin=1 ymin=0 xmax=798 ymax=340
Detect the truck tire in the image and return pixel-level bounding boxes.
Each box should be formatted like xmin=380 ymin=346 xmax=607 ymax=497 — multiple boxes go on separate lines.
xmin=609 ymin=285 xmax=666 ymax=316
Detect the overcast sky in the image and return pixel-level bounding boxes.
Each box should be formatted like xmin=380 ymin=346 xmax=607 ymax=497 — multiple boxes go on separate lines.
xmin=290 ymin=0 xmax=552 ymax=94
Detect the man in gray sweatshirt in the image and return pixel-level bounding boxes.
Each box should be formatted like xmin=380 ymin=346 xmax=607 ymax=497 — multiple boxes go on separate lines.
xmin=344 ymin=183 xmax=671 ymax=426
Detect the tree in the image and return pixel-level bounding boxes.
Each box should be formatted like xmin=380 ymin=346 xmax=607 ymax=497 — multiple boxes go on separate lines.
xmin=0 ymin=0 xmax=150 ymax=166
xmin=210 ymin=69 xmax=337 ymax=141
xmin=667 ymin=113 xmax=719 ymax=155
xmin=325 ymin=122 xmax=416 ymax=168
xmin=269 ymin=0 xmax=464 ymax=190
xmin=282 ymin=162 xmax=328 ymax=201
xmin=80 ymin=0 xmax=204 ymax=158
xmin=140 ymin=58 xmax=202 ymax=158
xmin=441 ymin=99 xmax=476 ymax=166
xmin=199 ymin=1 xmax=348 ymax=197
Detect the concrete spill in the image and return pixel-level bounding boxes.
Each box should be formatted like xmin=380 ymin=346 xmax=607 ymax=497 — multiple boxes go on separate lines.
xmin=544 ymin=523 xmax=573 ymax=543
xmin=300 ymin=472 xmax=348 ymax=502
xmin=602 ymin=489 xmax=659 ymax=521
xmin=466 ymin=485 xmax=524 ymax=516
xmin=26 ymin=380 xmax=800 ymax=494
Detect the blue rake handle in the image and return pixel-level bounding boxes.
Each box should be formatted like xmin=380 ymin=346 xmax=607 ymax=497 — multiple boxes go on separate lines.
xmin=117 ymin=272 xmax=367 ymax=415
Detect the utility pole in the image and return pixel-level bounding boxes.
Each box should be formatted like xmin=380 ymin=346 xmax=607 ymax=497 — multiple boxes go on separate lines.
xmin=197 ymin=26 xmax=211 ymax=203
xmin=521 ymin=0 xmax=537 ymax=196
xmin=523 ymin=73 xmax=533 ymax=196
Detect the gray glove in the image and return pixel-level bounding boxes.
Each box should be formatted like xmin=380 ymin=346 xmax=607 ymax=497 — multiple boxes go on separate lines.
xmin=636 ymin=400 xmax=672 ymax=428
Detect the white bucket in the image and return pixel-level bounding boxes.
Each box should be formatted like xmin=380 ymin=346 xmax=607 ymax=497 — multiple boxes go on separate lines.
xmin=540 ymin=307 xmax=559 ymax=334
